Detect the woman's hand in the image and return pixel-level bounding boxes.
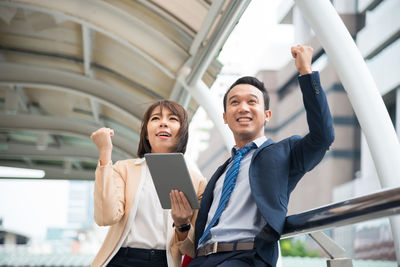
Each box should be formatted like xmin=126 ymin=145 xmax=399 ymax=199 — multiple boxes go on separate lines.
xmin=90 ymin=127 xmax=114 ymax=165
xmin=170 ymin=190 xmax=193 ymax=226
xmin=170 ymin=190 xmax=193 ymax=241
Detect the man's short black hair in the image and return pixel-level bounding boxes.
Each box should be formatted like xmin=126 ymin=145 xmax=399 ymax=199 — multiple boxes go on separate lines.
xmin=223 ymin=76 xmax=270 ymax=112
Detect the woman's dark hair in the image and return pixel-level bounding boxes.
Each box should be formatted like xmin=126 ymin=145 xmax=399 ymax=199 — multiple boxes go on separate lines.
xmin=137 ymin=100 xmax=189 ymax=158
xmin=223 ymin=76 xmax=270 ymax=111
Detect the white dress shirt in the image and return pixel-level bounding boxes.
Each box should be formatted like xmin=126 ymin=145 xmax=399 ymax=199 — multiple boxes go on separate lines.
xmin=199 ymin=136 xmax=267 ymax=248
xmin=121 ymin=158 xmax=168 ymax=249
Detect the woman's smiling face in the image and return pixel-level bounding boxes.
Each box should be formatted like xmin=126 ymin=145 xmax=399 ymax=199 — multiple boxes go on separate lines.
xmin=146 ymin=106 xmax=181 ymax=154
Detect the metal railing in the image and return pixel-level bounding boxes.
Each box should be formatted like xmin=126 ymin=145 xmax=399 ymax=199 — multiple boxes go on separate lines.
xmin=281 ymin=186 xmax=400 ymax=267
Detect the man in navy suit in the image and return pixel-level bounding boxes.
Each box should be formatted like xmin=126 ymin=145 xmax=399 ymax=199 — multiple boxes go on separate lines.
xmin=188 ymin=45 xmax=335 ymax=267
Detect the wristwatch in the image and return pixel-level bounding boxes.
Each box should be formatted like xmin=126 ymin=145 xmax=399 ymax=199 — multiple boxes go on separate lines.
xmin=173 ymin=222 xmax=191 ymax=232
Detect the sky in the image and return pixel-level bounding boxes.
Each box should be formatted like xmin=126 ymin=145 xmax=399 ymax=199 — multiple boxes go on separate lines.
xmin=217 ymin=0 xmax=294 ymax=74
xmin=0 ymin=0 xmax=294 ymax=240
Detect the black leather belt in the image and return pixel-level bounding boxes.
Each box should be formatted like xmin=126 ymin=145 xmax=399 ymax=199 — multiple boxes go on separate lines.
xmin=197 ymin=241 xmax=255 ymax=256
xmin=117 ymin=247 xmax=166 ymax=261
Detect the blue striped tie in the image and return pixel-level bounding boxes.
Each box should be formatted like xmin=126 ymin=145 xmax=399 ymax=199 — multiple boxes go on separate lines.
xmin=199 ymin=142 xmax=256 ymax=245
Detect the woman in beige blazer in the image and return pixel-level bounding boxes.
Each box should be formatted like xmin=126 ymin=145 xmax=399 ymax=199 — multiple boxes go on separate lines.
xmin=90 ymin=100 xmax=206 ymax=267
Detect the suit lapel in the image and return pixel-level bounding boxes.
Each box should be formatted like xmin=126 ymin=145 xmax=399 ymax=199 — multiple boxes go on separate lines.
xmin=252 ymin=138 xmax=274 ymax=159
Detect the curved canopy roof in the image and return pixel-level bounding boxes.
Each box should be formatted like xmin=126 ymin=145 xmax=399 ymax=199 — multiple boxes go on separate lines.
xmin=0 ymin=0 xmax=250 ymax=180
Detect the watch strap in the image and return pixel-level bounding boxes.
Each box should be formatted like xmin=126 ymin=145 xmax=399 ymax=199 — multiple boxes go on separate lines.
xmin=173 ymin=222 xmax=191 ymax=232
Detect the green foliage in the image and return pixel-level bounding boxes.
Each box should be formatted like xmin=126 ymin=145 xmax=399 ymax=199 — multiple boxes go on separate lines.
xmin=280 ymin=238 xmax=320 ymax=258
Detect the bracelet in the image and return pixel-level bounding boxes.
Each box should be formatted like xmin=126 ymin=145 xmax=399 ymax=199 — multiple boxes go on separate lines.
xmin=173 ymin=222 xmax=191 ymax=232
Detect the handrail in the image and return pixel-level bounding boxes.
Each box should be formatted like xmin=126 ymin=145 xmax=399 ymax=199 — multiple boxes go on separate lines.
xmin=281 ymin=186 xmax=400 ymax=239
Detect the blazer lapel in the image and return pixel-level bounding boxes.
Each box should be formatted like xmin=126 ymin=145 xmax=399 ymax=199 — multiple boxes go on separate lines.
xmin=194 ymin=158 xmax=230 ymax=248
xmin=252 ymin=138 xmax=275 ymax=159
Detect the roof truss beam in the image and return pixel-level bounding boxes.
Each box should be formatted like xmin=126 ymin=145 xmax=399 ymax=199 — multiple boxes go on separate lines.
xmin=189 ymin=0 xmax=225 ymax=56
xmin=82 ymin=25 xmax=93 ymax=78
xmin=4 ymin=86 xmax=18 ymax=114
xmin=90 ymin=98 xmax=103 ymax=125
xmin=15 ymin=85 xmax=29 ymax=112
xmin=186 ymin=0 xmax=251 ymax=86
xmin=170 ymin=0 xmax=251 ymax=111
xmin=0 ymin=0 xmax=175 ymax=78
xmin=0 ymin=143 xmax=124 ymax=161
xmin=0 ymin=113 xmax=137 ymax=157
xmin=36 ymin=132 xmax=49 ymax=150
xmin=0 ymin=62 xmax=142 ymax=130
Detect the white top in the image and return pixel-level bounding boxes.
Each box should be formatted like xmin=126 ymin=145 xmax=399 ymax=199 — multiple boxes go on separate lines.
xmin=122 ymin=158 xmax=168 ymax=249
xmin=102 ymin=158 xmax=176 ymax=267
xmin=200 ymin=136 xmax=267 ymax=247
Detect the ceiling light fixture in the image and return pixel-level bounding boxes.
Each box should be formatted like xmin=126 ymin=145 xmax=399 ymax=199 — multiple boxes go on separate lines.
xmin=0 ymin=166 xmax=45 ymax=179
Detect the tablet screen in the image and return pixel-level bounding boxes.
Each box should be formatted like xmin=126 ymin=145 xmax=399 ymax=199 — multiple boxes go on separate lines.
xmin=145 ymin=153 xmax=200 ymax=209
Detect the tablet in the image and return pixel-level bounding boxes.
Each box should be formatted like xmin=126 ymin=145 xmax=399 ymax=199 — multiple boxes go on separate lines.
xmin=144 ymin=153 xmax=200 ymax=209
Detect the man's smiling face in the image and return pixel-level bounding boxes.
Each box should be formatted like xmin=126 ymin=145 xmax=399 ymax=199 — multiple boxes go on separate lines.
xmin=223 ymin=84 xmax=271 ymax=145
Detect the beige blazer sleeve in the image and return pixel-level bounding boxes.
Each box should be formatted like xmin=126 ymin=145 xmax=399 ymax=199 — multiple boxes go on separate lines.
xmin=91 ymin=159 xmax=142 ymax=267
xmin=169 ymin=169 xmax=207 ymax=263
xmin=94 ymin=160 xmax=126 ymax=226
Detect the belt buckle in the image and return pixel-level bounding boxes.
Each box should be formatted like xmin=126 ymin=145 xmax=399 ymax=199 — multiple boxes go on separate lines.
xmin=205 ymin=242 xmax=218 ymax=256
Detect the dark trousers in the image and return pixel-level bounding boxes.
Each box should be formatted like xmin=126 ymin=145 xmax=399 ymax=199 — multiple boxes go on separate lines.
xmin=107 ymin=247 xmax=167 ymax=267
xmin=188 ymin=250 xmax=271 ymax=267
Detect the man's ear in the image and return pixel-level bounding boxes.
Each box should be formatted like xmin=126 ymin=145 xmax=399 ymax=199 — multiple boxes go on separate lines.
xmin=264 ymin=110 xmax=272 ymax=123
xmin=223 ymin=112 xmax=227 ymax=124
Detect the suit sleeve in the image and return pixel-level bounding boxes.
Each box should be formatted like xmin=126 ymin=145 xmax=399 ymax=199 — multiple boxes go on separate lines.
xmin=290 ymin=72 xmax=335 ymax=177
xmin=93 ymin=160 xmax=126 ymax=226
xmin=169 ymin=169 xmax=207 ymax=259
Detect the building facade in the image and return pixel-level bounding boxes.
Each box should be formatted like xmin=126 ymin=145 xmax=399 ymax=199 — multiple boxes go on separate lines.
xmin=197 ymin=0 xmax=399 ymax=261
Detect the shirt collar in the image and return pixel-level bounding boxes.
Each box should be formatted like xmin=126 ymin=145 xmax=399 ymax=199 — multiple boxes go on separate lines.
xmin=135 ymin=158 xmax=145 ymax=165
xmin=231 ymin=136 xmax=267 ymax=157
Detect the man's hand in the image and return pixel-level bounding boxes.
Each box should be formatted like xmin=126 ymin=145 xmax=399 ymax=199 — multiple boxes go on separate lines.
xmin=291 ymin=45 xmax=313 ymax=75
xmin=90 ymin=127 xmax=114 ymax=165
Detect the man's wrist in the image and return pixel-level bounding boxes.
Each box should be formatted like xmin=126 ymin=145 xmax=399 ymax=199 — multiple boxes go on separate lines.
xmin=299 ymin=67 xmax=312 ymax=75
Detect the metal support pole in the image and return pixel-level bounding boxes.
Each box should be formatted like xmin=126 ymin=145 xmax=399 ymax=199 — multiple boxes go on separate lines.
xmin=177 ymin=72 xmax=234 ymax=150
xmin=186 ymin=0 xmax=251 ymax=86
xmin=172 ymin=0 xmax=250 ymax=151
xmin=396 ymin=88 xmax=400 ymax=140
xmin=295 ymin=0 xmax=400 ymax=264
xmin=309 ymin=231 xmax=353 ymax=267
